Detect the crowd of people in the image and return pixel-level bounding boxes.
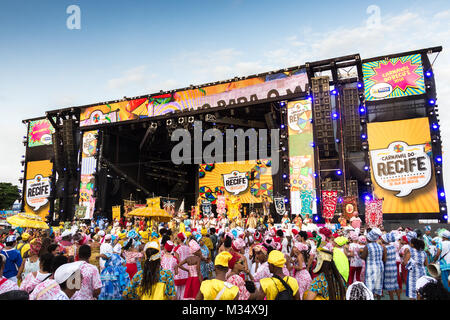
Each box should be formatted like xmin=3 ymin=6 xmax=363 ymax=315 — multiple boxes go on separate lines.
xmin=0 ymin=211 xmax=449 ymax=301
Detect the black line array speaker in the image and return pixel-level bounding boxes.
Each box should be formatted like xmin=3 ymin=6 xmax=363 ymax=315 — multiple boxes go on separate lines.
xmin=52 ymin=131 xmax=65 ymax=175
xmin=62 ymin=119 xmax=77 ymax=176
xmin=311 ymin=76 xmax=336 ymax=158
xmin=342 ymin=88 xmax=361 ymax=152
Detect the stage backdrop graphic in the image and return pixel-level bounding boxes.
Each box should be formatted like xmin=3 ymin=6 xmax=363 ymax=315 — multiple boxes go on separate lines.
xmin=198 ymin=159 xmax=273 ymax=204
xmin=362 ymin=54 xmax=425 ymax=101
xmin=367 ymin=117 xmax=439 ymax=214
xmin=78 ymin=130 xmax=98 ymax=219
xmin=80 ymin=69 xmax=308 ymax=127
xmin=28 ymin=119 xmax=55 ymax=147
xmin=24 ymin=160 xmax=53 ymax=220
xmin=287 ymin=100 xmax=317 ymax=216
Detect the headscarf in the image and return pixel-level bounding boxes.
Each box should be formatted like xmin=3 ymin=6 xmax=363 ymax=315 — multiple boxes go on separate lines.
xmin=346 ymin=281 xmax=374 ymax=300
xmin=441 ymin=229 xmax=450 ymax=239
xmin=424 ymin=225 xmax=432 ymax=232
xmin=358 ymin=236 xmax=366 ymax=244
xmin=416 ymin=276 xmax=437 ymax=292
xmin=366 ymin=228 xmax=382 ymax=242
xmin=215 ymin=251 xmax=233 ymax=267
xmin=381 ymin=232 xmax=396 ymax=243
xmin=349 ymin=231 xmax=358 ymax=241
xmin=319 ymin=227 xmax=332 ymax=238
xmin=407 ymin=231 xmax=418 ymax=242
xmin=189 ymin=239 xmax=200 ymax=254
xmin=29 ymin=238 xmax=42 ymax=256
xmin=294 ymin=242 xmax=308 ymax=252
xmin=334 ymin=236 xmax=348 ymax=247
xmin=113 ymin=243 xmax=122 ymax=254
xmin=267 ymin=250 xmax=286 ymax=268
xmin=177 ymin=232 xmax=186 ymax=242
xmin=164 ymin=241 xmax=174 ymax=253
xmin=231 ymin=238 xmax=245 ymax=252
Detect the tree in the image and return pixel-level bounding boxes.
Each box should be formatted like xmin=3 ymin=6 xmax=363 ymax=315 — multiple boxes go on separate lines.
xmin=0 ymin=183 xmax=20 ymax=210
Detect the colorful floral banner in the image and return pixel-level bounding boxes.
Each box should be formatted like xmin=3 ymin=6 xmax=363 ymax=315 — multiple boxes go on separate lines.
xmin=287 ymin=100 xmax=316 ymax=215
xmin=363 ymin=54 xmax=425 ymax=101
xmin=80 ymin=70 xmax=308 ymax=127
xmin=365 ymin=199 xmax=383 ymax=228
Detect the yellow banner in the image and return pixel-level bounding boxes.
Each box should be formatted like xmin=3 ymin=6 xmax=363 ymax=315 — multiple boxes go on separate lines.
xmin=24 ymin=160 xmax=53 ymax=220
xmin=199 ymin=160 xmax=273 ymax=204
xmin=367 ymin=118 xmax=439 ymax=214
xmin=112 ymin=206 xmax=121 ymax=221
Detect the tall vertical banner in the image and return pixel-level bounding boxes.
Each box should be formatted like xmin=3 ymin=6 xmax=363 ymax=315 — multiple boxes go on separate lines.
xmin=363 ymin=54 xmax=425 ymax=101
xmin=322 ymin=190 xmax=338 ymax=219
xmin=365 ymin=199 xmax=383 ymax=228
xmin=78 ymin=130 xmax=99 ymax=219
xmin=287 ymin=100 xmax=316 ymax=216
xmin=24 ymin=160 xmax=53 ymax=220
xmin=367 ymin=118 xmax=439 ymax=214
xmin=28 ymin=119 xmax=55 ymax=147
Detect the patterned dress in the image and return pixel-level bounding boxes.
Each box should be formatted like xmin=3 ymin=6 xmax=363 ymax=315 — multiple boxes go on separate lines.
xmin=200 ymin=244 xmax=214 ymax=279
xmin=364 ymin=242 xmax=384 ymax=296
xmin=123 ymin=269 xmax=176 ymax=300
xmin=161 ymin=253 xmax=178 ymax=275
xmin=292 ymin=262 xmax=312 ymax=300
xmin=173 ymin=244 xmax=190 ymax=300
xmin=406 ymin=247 xmax=427 ymax=299
xmin=98 ymin=253 xmax=130 ymax=300
xmin=383 ymin=244 xmax=399 ymax=291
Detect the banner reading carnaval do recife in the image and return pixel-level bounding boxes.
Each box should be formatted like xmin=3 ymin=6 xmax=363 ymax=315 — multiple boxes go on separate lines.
xmin=363 ymin=54 xmax=425 ymax=101
xmin=287 ymin=100 xmax=317 ymax=216
xmin=367 ymin=118 xmax=439 ymax=214
xmin=28 ymin=119 xmax=55 ymax=147
xmin=24 ymin=160 xmax=53 ymax=220
xmin=80 ymin=70 xmax=308 ymax=127
xmin=198 ymin=160 xmax=273 ymax=204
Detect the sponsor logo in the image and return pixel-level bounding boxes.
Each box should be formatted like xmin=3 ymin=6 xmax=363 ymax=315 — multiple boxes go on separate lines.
xmin=370 ymin=82 xmax=393 ymax=99
xmin=26 ymin=174 xmax=51 ymax=211
xmin=370 ymin=141 xmax=432 ymax=197
xmin=40 ymin=134 xmax=52 ymax=145
xmin=223 ymin=171 xmax=248 ymax=195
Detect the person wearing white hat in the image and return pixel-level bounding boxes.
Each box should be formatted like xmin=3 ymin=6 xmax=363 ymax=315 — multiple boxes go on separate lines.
xmin=98 ymin=239 xmax=130 ymax=300
xmin=54 ymin=261 xmax=84 ymax=300
xmin=99 ymin=234 xmax=113 ymax=271
xmin=416 ymin=275 xmax=450 ymax=300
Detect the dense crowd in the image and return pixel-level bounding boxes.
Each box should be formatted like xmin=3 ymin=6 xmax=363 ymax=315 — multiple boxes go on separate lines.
xmin=0 ymin=212 xmax=449 ymax=300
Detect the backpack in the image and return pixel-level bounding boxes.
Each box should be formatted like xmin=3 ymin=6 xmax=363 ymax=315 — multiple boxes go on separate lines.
xmin=271 ymin=274 xmax=294 ymax=300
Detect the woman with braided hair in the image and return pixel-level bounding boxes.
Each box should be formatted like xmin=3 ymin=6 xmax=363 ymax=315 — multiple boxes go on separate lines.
xmin=304 ymin=248 xmax=347 ymax=300
xmin=122 ymin=242 xmax=176 ymax=300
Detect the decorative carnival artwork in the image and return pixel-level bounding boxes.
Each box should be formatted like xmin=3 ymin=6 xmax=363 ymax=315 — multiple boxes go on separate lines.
xmin=322 ymin=190 xmax=338 ymax=220
xmin=365 ymin=198 xmax=384 ymax=228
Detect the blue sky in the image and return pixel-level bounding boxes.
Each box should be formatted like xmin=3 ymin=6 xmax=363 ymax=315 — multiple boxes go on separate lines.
xmin=1 ymin=0 xmax=450 ymax=194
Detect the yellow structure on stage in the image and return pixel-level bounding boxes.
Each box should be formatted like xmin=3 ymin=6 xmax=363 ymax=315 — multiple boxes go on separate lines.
xmin=127 ymin=197 xmax=172 ymax=222
xmin=226 ymin=195 xmax=242 ymax=220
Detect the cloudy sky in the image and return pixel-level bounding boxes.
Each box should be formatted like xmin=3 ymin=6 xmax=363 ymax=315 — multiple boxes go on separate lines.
xmin=1 ymin=0 xmax=449 ymax=202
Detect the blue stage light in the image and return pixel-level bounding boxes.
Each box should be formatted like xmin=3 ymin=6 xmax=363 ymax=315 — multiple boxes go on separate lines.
xmin=436 ymin=156 xmax=443 ymax=163
xmin=332 ymin=113 xmax=339 ymax=119
xmin=336 ymin=170 xmax=342 ymax=175
xmin=364 ymin=194 xmax=371 ymax=201
xmin=432 ymin=123 xmax=439 ymax=130
xmin=361 ymin=134 xmax=367 ymax=139
xmin=331 ymin=89 xmax=338 ymax=95
xmin=425 ymin=70 xmax=433 ymax=78
xmin=364 ymin=165 xmax=369 ymax=171
xmin=357 ymin=82 xmax=363 ymax=89
xmin=359 ymin=107 xmax=366 ymax=114
xmin=284 ymin=198 xmax=289 ymax=203
xmin=444 ymin=214 xmax=448 ymax=220
xmin=439 ymin=191 xmax=446 ymax=198
xmin=429 ymin=99 xmax=436 ymax=105
xmin=280 ymin=124 xmax=285 ymax=129
xmin=282 ymin=174 xmax=287 ymax=179
xmin=314 ymin=215 xmax=319 ymax=221
xmin=310 ymin=142 xmax=315 ymax=147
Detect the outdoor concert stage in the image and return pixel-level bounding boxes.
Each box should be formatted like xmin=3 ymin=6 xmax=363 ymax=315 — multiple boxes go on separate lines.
xmin=21 ymin=46 xmax=447 ymax=226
